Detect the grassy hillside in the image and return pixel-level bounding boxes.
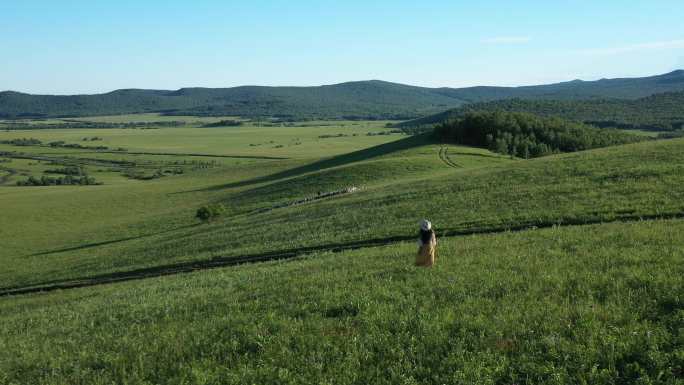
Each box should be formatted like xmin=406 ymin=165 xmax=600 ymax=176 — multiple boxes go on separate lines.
xmin=2 ymin=70 xmax=684 ymax=120
xmin=1 ymin=114 xmax=683 ymax=383
xmin=1 ymin=218 xmax=681 ymax=384
xmin=398 ymin=90 xmax=684 ymax=132
xmin=0 ymin=133 xmax=510 ymax=289
xmin=0 ymin=120 xmax=409 ymax=271
xmin=1 ymin=120 xmax=682 ymax=290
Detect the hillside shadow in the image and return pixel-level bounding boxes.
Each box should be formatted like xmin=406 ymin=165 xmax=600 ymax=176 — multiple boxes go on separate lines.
xmin=188 ymin=134 xmax=434 ymax=193
xmin=27 ymin=223 xmax=201 ymax=257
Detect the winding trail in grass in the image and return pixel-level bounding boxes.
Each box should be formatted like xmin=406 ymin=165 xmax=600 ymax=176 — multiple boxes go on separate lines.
xmin=438 ymin=146 xmax=461 ymax=168
xmin=2 ymin=211 xmax=683 ymax=297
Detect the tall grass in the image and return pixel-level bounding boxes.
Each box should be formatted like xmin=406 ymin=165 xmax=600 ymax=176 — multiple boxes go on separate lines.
xmin=0 ymin=219 xmax=681 ymax=384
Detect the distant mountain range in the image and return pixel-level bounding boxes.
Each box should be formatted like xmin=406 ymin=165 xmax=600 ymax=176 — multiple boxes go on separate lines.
xmin=1 ymin=70 xmax=683 ymax=120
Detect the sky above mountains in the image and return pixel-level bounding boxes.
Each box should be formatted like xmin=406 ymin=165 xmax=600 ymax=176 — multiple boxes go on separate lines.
xmin=2 ymin=0 xmax=683 ymax=94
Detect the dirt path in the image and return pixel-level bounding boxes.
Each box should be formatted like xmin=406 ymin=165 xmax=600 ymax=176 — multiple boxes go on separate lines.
xmin=438 ymin=146 xmax=461 ymax=168
xmin=2 ymin=211 xmax=683 ymax=297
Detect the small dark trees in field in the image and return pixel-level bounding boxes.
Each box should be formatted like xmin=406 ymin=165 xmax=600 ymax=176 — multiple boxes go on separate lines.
xmin=25 ymin=166 xmax=97 ymax=185
xmin=1 ymin=121 xmax=186 ymax=130
xmin=48 ymin=141 xmax=109 ymax=150
xmin=0 ymin=138 xmax=42 ymax=146
xmin=16 ymin=175 xmax=100 ymax=186
xmin=196 ymin=204 xmax=226 ymax=223
xmin=202 ymin=120 xmax=242 ymax=128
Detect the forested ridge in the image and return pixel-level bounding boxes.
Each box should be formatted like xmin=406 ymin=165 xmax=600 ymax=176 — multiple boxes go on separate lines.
xmin=2 ymin=70 xmax=683 ymax=120
xmin=0 ymin=82 xmax=464 ymax=120
xmin=400 ymin=90 xmax=684 ymax=132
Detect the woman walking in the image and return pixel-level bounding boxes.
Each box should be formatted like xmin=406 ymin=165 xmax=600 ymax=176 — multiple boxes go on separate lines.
xmin=416 ymin=219 xmax=437 ymax=267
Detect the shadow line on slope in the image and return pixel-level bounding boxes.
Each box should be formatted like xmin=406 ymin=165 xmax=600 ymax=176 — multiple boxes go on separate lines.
xmin=180 ymin=134 xmax=434 ymax=193
xmin=25 ymin=223 xmax=201 ymax=257
xmin=2 ymin=211 xmax=683 ymax=297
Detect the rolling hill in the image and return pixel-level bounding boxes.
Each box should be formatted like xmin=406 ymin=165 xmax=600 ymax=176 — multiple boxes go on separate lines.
xmin=433 ymin=69 xmax=684 ymax=102
xmin=2 ymin=70 xmax=684 ymax=120
xmin=0 ymin=81 xmax=466 ymax=120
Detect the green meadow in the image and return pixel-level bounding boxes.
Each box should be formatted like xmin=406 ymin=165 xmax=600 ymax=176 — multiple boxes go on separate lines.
xmin=0 ymin=119 xmax=402 ymax=158
xmin=1 ymin=220 xmax=682 ymax=384
xmin=0 ymin=114 xmax=682 ymax=384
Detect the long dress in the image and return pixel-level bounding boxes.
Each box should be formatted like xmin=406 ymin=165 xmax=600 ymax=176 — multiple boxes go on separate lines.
xmin=416 ymin=231 xmax=436 ymax=267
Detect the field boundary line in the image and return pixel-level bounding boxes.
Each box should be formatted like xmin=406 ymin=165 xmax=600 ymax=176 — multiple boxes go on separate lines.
xmin=1 ymin=148 xmax=288 ymax=161
xmin=96 ymin=150 xmax=289 ymax=160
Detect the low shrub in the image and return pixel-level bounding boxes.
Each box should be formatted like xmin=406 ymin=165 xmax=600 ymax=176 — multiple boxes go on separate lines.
xmin=196 ymin=203 xmax=226 ymax=222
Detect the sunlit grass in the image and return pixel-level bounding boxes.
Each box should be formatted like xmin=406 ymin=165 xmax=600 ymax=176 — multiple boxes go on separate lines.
xmin=0 ymin=219 xmax=681 ymax=384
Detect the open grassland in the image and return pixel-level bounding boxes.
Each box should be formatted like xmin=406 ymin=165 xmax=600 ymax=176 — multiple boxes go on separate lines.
xmin=2 ymin=138 xmax=682 ymax=290
xmin=0 ymin=219 xmax=682 ymax=384
xmin=1 ymin=125 xmax=683 ymax=290
xmin=0 ymin=132 xmax=511 ymax=289
xmin=0 ymin=120 xmax=401 ymax=159
xmin=0 ymin=120 xmax=408 ymax=276
xmin=1 ymin=112 xmax=683 ymax=384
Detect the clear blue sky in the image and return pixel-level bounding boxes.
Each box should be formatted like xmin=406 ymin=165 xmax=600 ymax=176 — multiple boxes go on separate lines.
xmin=2 ymin=0 xmax=683 ymax=94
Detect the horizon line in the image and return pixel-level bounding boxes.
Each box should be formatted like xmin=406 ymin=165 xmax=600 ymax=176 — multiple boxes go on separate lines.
xmin=2 ymin=69 xmax=682 ymax=96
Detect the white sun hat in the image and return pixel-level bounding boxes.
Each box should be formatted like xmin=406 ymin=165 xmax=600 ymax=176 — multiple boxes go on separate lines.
xmin=420 ymin=219 xmax=432 ymax=231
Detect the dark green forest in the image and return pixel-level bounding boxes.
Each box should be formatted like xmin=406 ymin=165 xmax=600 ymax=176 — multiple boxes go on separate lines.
xmin=400 ymin=90 xmax=684 ymax=132
xmin=0 ymin=82 xmax=464 ymax=120
xmin=434 ymin=111 xmax=645 ymax=158
xmin=2 ymin=70 xmax=683 ymax=120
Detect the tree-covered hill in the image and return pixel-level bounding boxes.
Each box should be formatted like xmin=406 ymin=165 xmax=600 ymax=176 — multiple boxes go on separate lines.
xmin=435 ymin=70 xmax=684 ymax=102
xmin=2 ymin=70 xmax=684 ymax=120
xmin=162 ymin=81 xmax=467 ymax=120
xmin=434 ymin=111 xmax=645 ymax=158
xmin=0 ymin=81 xmax=466 ymax=120
xmin=399 ymin=89 xmax=684 ymax=132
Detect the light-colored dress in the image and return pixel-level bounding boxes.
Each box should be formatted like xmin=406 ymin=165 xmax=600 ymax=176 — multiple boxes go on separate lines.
xmin=416 ymin=232 xmax=436 ymax=267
